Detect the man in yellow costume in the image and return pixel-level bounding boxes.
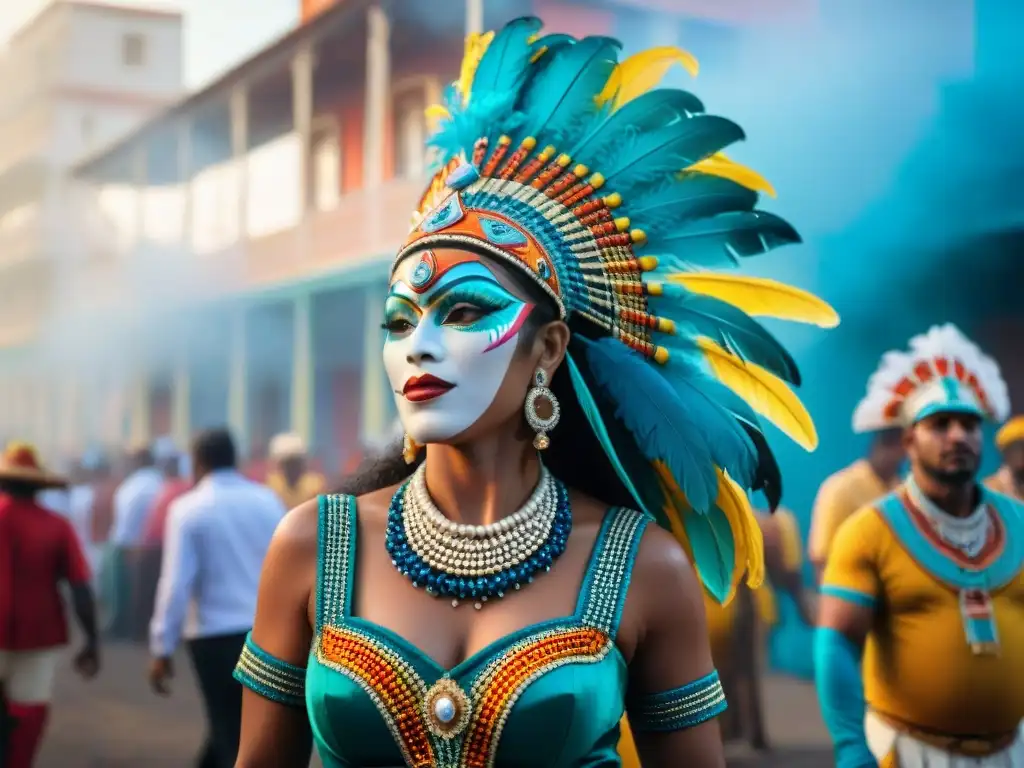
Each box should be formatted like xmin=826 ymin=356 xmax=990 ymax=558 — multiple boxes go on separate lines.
xmin=808 ymin=425 xmax=904 ymax=581
xmin=985 ymin=416 xmax=1024 ymax=501
xmin=816 ymin=324 xmax=1024 ymax=767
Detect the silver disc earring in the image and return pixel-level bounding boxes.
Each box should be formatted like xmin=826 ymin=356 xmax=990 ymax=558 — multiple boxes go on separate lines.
xmin=524 ymin=367 xmax=560 ymax=450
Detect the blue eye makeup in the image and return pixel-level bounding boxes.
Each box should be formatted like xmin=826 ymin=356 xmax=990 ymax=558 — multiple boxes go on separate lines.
xmin=432 ymin=283 xmax=515 ymax=327
xmin=382 ymin=295 xmax=419 ymax=335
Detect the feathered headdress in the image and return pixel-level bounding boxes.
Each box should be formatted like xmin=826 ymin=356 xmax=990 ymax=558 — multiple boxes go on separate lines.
xmin=853 ymin=323 xmax=1010 ymax=433
xmin=394 ymin=18 xmax=837 ymax=603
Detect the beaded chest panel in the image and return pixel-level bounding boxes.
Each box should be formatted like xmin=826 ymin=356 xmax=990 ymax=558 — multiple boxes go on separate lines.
xmin=313 ymin=494 xmax=648 ymax=768
xmin=315 ymin=623 xmax=612 ymax=768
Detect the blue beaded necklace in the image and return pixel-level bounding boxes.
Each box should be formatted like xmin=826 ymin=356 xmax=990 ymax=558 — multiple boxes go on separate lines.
xmin=385 ymin=474 xmax=573 ymax=608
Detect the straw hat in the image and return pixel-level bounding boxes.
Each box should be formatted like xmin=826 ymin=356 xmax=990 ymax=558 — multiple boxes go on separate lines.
xmin=269 ymin=432 xmax=307 ymax=461
xmin=0 ymin=441 xmax=69 ymax=489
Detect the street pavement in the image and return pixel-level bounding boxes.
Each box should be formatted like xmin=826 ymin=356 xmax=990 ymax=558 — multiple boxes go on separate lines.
xmin=37 ymin=641 xmax=831 ymax=767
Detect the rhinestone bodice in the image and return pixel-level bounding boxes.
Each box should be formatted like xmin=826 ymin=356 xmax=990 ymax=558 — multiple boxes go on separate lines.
xmin=306 ymin=494 xmax=649 ymax=768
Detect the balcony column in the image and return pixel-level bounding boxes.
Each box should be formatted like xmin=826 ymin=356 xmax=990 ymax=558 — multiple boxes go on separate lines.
xmin=363 ymin=4 xmax=391 ymax=189
xmin=227 ymin=306 xmax=249 ymax=454
xmin=230 ymin=85 xmax=249 ymax=242
xmin=292 ymin=44 xmax=315 ymax=212
xmin=360 ymin=285 xmax=391 ymax=445
xmin=31 ymin=378 xmax=53 ymax=456
xmin=55 ymin=375 xmax=84 ymax=458
xmin=178 ymin=117 xmax=193 ymax=248
xmin=290 ymin=293 xmax=313 ymax=447
xmin=466 ymin=0 xmax=484 ymax=35
xmin=131 ymin=142 xmax=147 ymax=254
xmin=170 ymin=338 xmax=191 ymax=449
xmin=127 ymin=371 xmax=151 ymax=448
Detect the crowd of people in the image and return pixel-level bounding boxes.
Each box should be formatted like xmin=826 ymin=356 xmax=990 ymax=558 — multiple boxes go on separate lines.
xmin=0 ymin=429 xmax=333 ymax=767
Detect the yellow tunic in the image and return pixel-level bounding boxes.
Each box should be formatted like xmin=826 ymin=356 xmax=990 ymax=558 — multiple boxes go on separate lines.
xmin=808 ymin=459 xmax=899 ymax=565
xmin=823 ymin=502 xmax=1024 ymax=736
xmin=265 ymin=470 xmax=326 ymax=510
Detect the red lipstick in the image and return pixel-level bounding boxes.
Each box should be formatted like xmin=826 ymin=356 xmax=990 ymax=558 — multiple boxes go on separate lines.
xmin=403 ymin=373 xmax=455 ymax=403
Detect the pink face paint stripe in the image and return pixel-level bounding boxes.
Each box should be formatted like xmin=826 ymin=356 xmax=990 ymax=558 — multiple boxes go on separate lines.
xmin=483 ymin=303 xmax=535 ymax=353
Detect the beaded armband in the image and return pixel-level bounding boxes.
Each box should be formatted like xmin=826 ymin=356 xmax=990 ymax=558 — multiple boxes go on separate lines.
xmin=233 ymin=632 xmax=307 ymax=709
xmin=627 ymin=670 xmax=727 ymax=732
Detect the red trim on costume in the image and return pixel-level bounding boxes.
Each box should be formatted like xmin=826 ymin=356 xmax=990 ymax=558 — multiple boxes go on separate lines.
xmin=899 ymin=490 xmax=1005 ymax=569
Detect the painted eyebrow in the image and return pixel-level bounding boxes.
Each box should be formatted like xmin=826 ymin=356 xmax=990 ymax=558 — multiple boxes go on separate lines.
xmin=383 ymin=292 xmax=421 ymax=316
xmin=423 ymin=274 xmax=518 ymax=306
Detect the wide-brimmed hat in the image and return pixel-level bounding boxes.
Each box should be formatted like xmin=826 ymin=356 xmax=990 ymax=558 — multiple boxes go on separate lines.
xmin=0 ymin=441 xmax=69 ymax=489
xmin=269 ymin=432 xmax=307 ymax=460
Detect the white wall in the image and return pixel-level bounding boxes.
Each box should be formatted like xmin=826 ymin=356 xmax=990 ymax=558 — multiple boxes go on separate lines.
xmin=60 ymin=4 xmax=183 ymax=98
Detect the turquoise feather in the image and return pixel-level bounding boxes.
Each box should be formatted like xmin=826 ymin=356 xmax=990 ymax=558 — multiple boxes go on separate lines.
xmin=645 ymin=210 xmax=801 ymax=269
xmin=684 ymin=504 xmax=737 ymax=602
xmin=649 ymin=289 xmax=801 ymax=384
xmin=581 ymin=336 xmax=722 ymax=512
xmin=596 ymin=115 xmax=744 ymax=188
xmin=470 ymin=17 xmax=543 ymax=96
xmin=564 ymin=351 xmax=653 ymax=515
xmin=568 ymin=88 xmax=705 ymax=162
xmin=621 ymin=175 xmax=757 ymax=238
xmin=513 ymin=36 xmax=620 ymax=146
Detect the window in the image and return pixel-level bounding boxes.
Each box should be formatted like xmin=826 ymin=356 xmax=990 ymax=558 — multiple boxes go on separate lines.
xmin=122 ymin=33 xmax=146 ymax=67
xmin=393 ymin=83 xmax=429 ymax=179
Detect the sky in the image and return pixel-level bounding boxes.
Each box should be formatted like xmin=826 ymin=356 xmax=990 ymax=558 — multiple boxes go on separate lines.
xmin=0 ymin=0 xmax=299 ymax=87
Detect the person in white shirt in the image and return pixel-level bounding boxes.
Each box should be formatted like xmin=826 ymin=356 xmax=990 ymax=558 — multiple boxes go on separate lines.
xmin=148 ymin=428 xmax=285 ymax=768
xmin=108 ymin=445 xmax=164 ymax=639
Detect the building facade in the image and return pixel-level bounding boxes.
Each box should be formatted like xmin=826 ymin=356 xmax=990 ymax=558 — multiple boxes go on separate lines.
xmin=0 ymin=0 xmax=809 ymax=473
xmin=0 ymin=0 xmax=184 ymax=457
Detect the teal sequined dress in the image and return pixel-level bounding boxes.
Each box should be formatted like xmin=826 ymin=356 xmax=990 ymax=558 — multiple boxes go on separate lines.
xmin=235 ymin=495 xmax=727 ymax=767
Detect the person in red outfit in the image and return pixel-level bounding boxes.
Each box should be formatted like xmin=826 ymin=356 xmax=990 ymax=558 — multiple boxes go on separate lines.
xmin=0 ymin=442 xmax=100 ymax=768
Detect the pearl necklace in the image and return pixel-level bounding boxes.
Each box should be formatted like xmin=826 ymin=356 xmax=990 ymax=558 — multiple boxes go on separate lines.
xmin=403 ymin=463 xmax=557 ymax=576
xmin=906 ymin=477 xmax=990 ymax=558
xmin=384 ymin=464 xmax=572 ymax=609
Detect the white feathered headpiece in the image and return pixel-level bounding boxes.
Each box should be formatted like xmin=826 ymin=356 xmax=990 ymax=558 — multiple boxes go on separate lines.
xmin=852 ymin=323 xmax=1010 ymax=433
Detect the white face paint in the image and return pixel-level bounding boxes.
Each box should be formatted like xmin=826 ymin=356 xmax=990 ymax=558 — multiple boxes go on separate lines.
xmin=382 ymin=255 xmax=535 ymax=445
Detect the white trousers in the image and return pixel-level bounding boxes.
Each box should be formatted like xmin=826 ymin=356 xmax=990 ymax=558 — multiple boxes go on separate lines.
xmin=867 ymin=712 xmax=1024 ymax=767
xmin=0 ymin=648 xmax=62 ymax=704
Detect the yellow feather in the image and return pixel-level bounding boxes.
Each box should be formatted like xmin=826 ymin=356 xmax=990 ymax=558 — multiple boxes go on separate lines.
xmin=457 ymin=30 xmax=495 ymax=106
xmin=685 ymin=152 xmax=776 ymax=197
xmin=596 ymin=46 xmax=699 ymax=108
xmin=668 ymin=274 xmax=839 ymax=328
xmin=717 ymin=469 xmax=764 ymax=590
xmin=653 ymin=462 xmax=758 ymax=605
xmin=697 ymin=337 xmax=818 ymax=451
xmin=424 ymin=104 xmax=451 ymax=132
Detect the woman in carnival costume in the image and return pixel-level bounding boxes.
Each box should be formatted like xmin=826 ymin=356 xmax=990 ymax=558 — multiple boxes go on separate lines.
xmin=233 ymin=17 xmax=835 ymax=767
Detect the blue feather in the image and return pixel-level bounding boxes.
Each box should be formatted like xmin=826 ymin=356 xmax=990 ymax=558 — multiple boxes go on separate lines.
xmin=622 ymin=175 xmax=757 ymax=238
xmin=684 ymin=505 xmax=736 ymax=602
xmin=565 ymin=351 xmax=657 ymax=516
xmin=514 ymin=36 xmax=621 ymax=147
xmin=581 ymin=336 xmax=726 ymax=512
xmin=470 ymin=17 xmax=543 ymax=96
xmin=645 ymin=210 xmax=801 ymax=270
xmin=650 ymin=289 xmax=801 ymax=384
xmin=569 ymin=88 xmax=705 ymax=164
xmin=600 ymin=115 xmax=745 ymax=188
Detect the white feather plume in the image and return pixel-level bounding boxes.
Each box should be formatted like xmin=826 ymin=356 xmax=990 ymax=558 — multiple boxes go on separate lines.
xmin=852 ymin=323 xmax=1010 ymax=433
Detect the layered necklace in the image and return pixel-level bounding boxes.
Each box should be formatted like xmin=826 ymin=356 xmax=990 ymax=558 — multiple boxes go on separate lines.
xmin=385 ymin=462 xmax=572 ymax=609
xmin=906 ymin=476 xmax=991 ymax=558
